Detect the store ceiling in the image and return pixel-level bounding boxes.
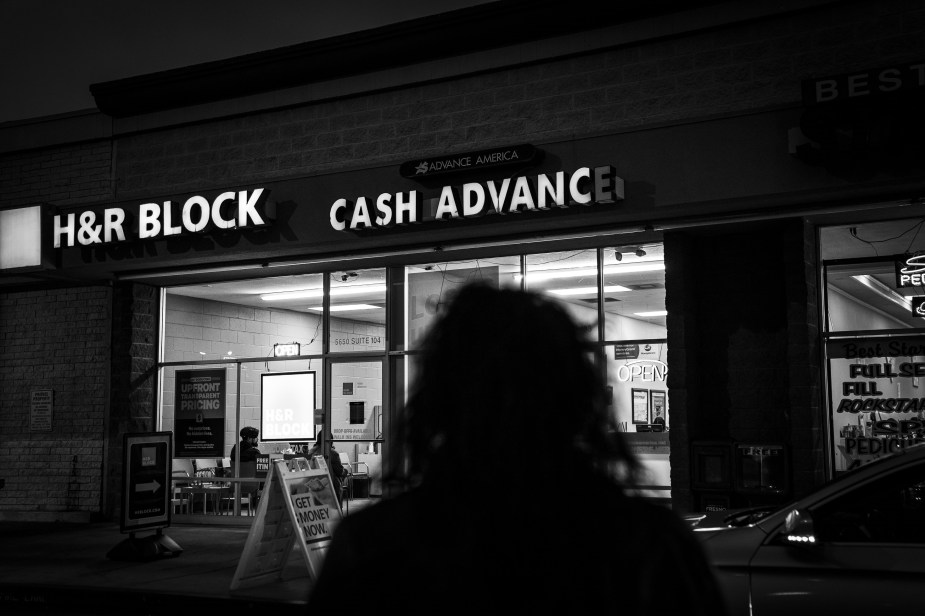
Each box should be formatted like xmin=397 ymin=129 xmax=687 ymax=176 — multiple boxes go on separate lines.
xmin=168 ymin=246 xmax=668 ymax=329
xmin=822 ymin=217 xmax=925 ymax=329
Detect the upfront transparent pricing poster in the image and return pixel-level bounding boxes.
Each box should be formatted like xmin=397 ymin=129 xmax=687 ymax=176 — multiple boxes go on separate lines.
xmin=174 ymin=368 xmax=225 ymax=457
xmin=827 ymin=337 xmax=925 ymax=472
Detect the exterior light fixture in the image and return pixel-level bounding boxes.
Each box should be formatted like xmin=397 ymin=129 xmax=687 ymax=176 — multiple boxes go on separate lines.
xmin=614 ymin=250 xmax=623 ymax=262
xmin=635 ymin=248 xmax=647 ymax=257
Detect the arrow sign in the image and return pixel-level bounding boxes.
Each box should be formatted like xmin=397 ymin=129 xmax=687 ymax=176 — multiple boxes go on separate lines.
xmin=121 ymin=432 xmax=171 ymax=532
xmin=135 ymin=479 xmax=162 ymax=494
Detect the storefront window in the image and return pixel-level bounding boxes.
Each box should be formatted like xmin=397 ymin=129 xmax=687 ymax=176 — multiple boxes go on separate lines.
xmin=525 ymin=249 xmax=599 ymax=331
xmin=405 ymin=257 xmax=521 ymax=350
xmin=821 ymin=218 xmax=925 ymax=474
xmin=329 ymin=268 xmax=386 ymax=353
xmin=159 ymin=243 xmax=671 ymax=517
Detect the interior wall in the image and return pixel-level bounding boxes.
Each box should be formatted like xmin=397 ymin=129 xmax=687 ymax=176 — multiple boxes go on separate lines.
xmin=162 ymin=294 xmax=385 ymax=459
xmin=826 ymin=287 xmax=908 ymax=331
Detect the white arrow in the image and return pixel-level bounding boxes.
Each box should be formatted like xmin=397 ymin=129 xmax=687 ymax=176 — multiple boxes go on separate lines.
xmin=135 ymin=479 xmax=162 ymax=493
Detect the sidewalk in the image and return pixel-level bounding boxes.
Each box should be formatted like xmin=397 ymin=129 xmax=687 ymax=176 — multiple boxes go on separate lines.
xmin=0 ymin=520 xmax=312 ymax=615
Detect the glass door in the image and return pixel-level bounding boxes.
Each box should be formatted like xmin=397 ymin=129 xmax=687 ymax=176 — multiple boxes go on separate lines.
xmin=326 ymin=357 xmax=385 ymax=501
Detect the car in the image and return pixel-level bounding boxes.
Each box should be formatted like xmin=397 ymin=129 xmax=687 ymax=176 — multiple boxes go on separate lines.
xmin=686 ymin=442 xmax=925 ymax=615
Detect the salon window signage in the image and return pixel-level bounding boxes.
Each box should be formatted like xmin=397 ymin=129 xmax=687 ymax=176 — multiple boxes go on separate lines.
xmin=913 ymin=297 xmax=925 ymax=319
xmin=802 ymin=61 xmax=925 ymax=105
xmin=330 ymin=164 xmax=623 ymax=232
xmin=399 ymin=144 xmax=541 ymax=179
xmin=53 ymin=188 xmax=273 ymax=248
xmin=896 ymin=252 xmax=925 ymax=288
xmin=827 ymin=336 xmax=925 ymax=471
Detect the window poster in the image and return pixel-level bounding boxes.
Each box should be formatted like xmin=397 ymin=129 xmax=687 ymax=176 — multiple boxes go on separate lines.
xmin=632 ymin=388 xmax=649 ymax=424
xmin=175 ymin=369 xmax=225 ymax=457
xmin=650 ymin=390 xmax=667 ymax=424
xmin=826 ymin=336 xmax=925 ymax=472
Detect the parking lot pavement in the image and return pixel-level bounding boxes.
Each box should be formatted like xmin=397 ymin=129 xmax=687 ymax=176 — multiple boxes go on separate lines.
xmin=0 ymin=521 xmax=311 ymax=615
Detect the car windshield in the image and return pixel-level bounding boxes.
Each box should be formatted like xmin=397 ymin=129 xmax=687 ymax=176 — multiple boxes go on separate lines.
xmin=718 ymin=444 xmax=925 ymax=526
xmin=686 ymin=443 xmax=925 ymax=529
xmin=724 ymin=506 xmax=778 ymax=526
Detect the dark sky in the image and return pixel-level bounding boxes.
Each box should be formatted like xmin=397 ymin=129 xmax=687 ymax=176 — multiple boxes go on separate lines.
xmin=0 ymin=0 xmax=488 ymax=124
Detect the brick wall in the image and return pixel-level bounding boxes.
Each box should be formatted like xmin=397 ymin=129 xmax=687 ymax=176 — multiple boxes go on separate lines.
xmin=113 ymin=1 xmax=925 ymax=198
xmin=0 ymin=286 xmax=111 ymax=517
xmin=104 ymin=282 xmax=158 ymax=520
xmin=665 ymin=219 xmax=820 ymax=513
xmin=0 ymin=141 xmax=112 ymax=209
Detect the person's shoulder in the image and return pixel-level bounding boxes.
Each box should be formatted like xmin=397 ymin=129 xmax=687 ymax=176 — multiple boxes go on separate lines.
xmin=332 ymin=491 xmax=422 ymax=544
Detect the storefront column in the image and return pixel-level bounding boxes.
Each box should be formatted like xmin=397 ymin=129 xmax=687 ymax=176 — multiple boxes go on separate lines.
xmin=665 ymin=219 xmax=824 ymax=513
xmin=103 ymin=281 xmax=159 ymax=520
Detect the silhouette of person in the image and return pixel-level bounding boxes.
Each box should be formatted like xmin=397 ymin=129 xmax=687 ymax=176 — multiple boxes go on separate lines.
xmin=305 ymin=283 xmax=727 ymax=615
xmin=230 ymin=426 xmax=261 ymax=463
xmin=307 ymin=432 xmax=347 ymax=505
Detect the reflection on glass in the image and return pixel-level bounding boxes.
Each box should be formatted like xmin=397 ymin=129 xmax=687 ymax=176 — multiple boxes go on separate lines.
xmin=331 ymin=361 xmax=383 ymax=441
xmin=327 ymin=268 xmax=386 ymax=352
xmin=405 ymin=257 xmax=521 ymax=349
xmin=826 ymin=261 xmax=920 ymax=332
xmin=166 ymin=272 xmax=327 ymax=361
xmin=603 ymin=244 xmax=666 ymax=340
xmin=525 ymin=249 xmax=599 ymax=330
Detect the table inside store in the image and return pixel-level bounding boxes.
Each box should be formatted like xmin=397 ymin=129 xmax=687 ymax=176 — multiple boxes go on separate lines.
xmin=176 ymin=482 xmax=229 ymax=515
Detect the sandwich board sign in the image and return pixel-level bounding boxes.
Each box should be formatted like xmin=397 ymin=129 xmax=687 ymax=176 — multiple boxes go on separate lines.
xmin=121 ymin=431 xmax=172 ymax=533
xmin=230 ymin=458 xmax=343 ymax=591
xmin=107 ymin=431 xmax=182 ymax=561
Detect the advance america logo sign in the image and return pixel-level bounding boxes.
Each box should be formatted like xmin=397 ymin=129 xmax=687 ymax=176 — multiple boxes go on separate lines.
xmin=399 ymin=144 xmax=541 ymax=179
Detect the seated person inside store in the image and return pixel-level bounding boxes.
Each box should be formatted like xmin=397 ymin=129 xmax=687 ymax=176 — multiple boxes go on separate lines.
xmin=307 ymin=433 xmax=348 ymax=504
xmin=230 ymin=426 xmax=262 ymax=505
xmin=230 ymin=426 xmax=261 ymax=462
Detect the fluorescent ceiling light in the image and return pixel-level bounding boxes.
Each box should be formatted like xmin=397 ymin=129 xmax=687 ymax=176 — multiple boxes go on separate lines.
xmin=635 ymin=310 xmax=667 ymax=317
xmin=852 ymin=275 xmax=911 ymax=310
xmin=261 ymin=283 xmax=386 ymax=301
xmin=333 ymin=283 xmax=386 ymax=296
xmin=261 ymin=288 xmax=323 ymax=301
xmin=306 ymin=304 xmax=380 ymax=312
xmin=519 ymin=261 xmax=664 ymax=283
xmin=547 ymin=285 xmax=631 ymax=296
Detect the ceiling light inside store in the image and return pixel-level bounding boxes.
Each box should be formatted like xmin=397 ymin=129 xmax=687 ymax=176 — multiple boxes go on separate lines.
xmin=635 ymin=310 xmax=668 ymax=317
xmin=260 ymin=288 xmax=323 ymax=301
xmin=852 ymin=275 xmax=912 ymax=310
xmin=260 ymin=284 xmax=386 ymax=301
xmin=518 ymin=261 xmax=665 ymax=283
xmin=333 ymin=283 xmax=386 ymax=296
xmin=306 ymin=304 xmax=379 ymax=312
xmin=547 ymin=285 xmax=631 ymax=296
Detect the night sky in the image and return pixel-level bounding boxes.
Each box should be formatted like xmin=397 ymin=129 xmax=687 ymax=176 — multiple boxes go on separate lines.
xmin=0 ymin=0 xmax=488 ymax=123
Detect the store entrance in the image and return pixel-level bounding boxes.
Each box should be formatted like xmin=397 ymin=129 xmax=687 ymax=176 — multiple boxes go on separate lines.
xmin=325 ymin=356 xmax=385 ymax=505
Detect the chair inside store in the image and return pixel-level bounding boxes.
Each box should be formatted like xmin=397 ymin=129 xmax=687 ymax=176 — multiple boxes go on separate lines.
xmin=170 ymin=459 xmax=195 ymax=513
xmin=171 ymin=470 xmax=191 ymax=514
xmin=338 ymin=451 xmax=370 ymax=501
xmin=193 ymin=458 xmax=221 ymax=479
xmin=222 ymin=460 xmax=259 ymax=515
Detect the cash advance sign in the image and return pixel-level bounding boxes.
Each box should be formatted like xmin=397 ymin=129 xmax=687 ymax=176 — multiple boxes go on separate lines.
xmin=329 ymin=164 xmax=624 ymax=231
